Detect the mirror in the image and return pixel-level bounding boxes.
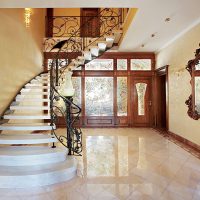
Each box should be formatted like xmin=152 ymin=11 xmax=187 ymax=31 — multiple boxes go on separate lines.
xmin=185 ymin=45 xmax=200 ymax=120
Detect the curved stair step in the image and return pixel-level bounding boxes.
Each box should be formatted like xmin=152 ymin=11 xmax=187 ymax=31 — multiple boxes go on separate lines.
xmin=0 ymin=133 xmax=56 ymax=144
xmin=10 ymin=105 xmax=49 ymax=110
xmin=0 ymin=146 xmax=67 ymax=166
xmin=0 ymin=158 xmax=77 ymax=188
xmin=3 ymin=114 xmax=50 ymax=120
xmin=0 ymin=123 xmax=55 ymax=131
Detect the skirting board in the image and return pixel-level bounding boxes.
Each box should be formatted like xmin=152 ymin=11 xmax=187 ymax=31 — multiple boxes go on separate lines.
xmin=154 ymin=128 xmax=200 ymax=159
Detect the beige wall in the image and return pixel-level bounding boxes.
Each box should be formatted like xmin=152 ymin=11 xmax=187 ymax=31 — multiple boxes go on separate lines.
xmin=156 ymin=23 xmax=200 ymax=145
xmin=54 ymin=8 xmax=80 ymax=16
xmin=0 ymin=8 xmax=45 ymax=115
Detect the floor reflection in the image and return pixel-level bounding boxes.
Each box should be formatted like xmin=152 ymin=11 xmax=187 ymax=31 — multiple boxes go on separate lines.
xmin=1 ymin=128 xmax=200 ymax=200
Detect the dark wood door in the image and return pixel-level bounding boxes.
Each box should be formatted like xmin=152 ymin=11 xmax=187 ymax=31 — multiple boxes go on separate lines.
xmin=80 ymin=8 xmax=100 ymax=37
xmin=131 ymin=78 xmax=152 ymax=126
xmin=156 ymin=75 xmax=167 ymax=129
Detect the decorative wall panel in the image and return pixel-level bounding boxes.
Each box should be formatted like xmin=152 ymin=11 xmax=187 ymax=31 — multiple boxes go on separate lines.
xmin=85 ymin=77 xmax=113 ymax=116
xmin=131 ymin=59 xmax=151 ymax=70
xmin=117 ymin=77 xmax=127 ymax=116
xmin=72 ymin=77 xmax=82 ymax=107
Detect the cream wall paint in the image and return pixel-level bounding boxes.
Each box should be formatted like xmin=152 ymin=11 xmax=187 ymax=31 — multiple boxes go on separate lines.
xmin=0 ymin=8 xmax=45 ymax=115
xmin=54 ymin=8 xmax=80 ymax=16
xmin=156 ymin=23 xmax=200 ymax=145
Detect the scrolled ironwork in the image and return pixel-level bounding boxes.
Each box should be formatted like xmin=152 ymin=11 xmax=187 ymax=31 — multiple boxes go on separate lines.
xmin=49 ymin=8 xmax=124 ymax=156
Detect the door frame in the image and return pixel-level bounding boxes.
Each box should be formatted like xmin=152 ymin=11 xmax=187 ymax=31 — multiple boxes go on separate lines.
xmin=130 ymin=76 xmax=153 ymax=127
xmin=155 ymin=65 xmax=169 ymax=131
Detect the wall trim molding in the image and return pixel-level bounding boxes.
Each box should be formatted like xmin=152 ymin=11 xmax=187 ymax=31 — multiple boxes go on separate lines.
xmin=154 ymin=128 xmax=200 ymax=158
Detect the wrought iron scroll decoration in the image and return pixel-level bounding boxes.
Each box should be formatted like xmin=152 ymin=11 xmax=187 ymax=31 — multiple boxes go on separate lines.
xmin=49 ymin=8 xmax=123 ymax=155
xmin=185 ymin=44 xmax=200 ymax=120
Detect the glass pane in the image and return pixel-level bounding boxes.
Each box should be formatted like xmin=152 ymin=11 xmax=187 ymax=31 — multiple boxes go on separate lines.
xmin=72 ymin=77 xmax=81 ymax=108
xmin=117 ymin=59 xmax=127 ymax=70
xmin=85 ymin=59 xmax=113 ymax=70
xmin=136 ymin=83 xmax=147 ymax=115
xmin=85 ymin=77 xmax=113 ymax=116
xmin=131 ymin=59 xmax=151 ymax=70
xmin=48 ymin=59 xmax=68 ymax=70
xmin=117 ymin=77 xmax=127 ymax=116
xmin=195 ymin=77 xmax=200 ymax=114
xmin=195 ymin=61 xmax=200 ymax=70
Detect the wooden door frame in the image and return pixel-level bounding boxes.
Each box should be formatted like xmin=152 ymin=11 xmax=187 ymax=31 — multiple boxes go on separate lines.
xmin=80 ymin=8 xmax=100 ymax=38
xmin=155 ymin=65 xmax=169 ymax=131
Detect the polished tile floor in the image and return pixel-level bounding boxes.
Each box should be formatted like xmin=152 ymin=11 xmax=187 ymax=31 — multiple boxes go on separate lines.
xmin=1 ymin=128 xmax=200 ymax=200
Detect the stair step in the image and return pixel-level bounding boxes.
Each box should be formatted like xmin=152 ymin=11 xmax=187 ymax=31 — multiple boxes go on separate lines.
xmin=26 ymin=83 xmax=50 ymax=86
xmin=0 ymin=146 xmax=67 ymax=166
xmin=83 ymin=51 xmax=92 ymax=61
xmin=10 ymin=105 xmax=49 ymax=110
xmin=0 ymin=123 xmax=55 ymax=131
xmin=25 ymin=85 xmax=50 ymax=89
xmin=20 ymin=91 xmax=49 ymax=95
xmin=0 ymin=158 xmax=76 ymax=188
xmin=3 ymin=114 xmax=51 ymax=120
xmin=21 ymin=88 xmax=50 ymax=92
xmin=105 ymin=36 xmax=115 ymax=48
xmin=0 ymin=133 xmax=56 ymax=144
xmin=15 ymin=98 xmax=49 ymax=102
xmin=16 ymin=95 xmax=49 ymax=100
xmin=31 ymin=80 xmax=50 ymax=84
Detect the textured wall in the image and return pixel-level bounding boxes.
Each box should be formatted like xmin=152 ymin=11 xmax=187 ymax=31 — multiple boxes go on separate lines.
xmin=156 ymin=23 xmax=200 ymax=145
xmin=0 ymin=9 xmax=45 ymax=115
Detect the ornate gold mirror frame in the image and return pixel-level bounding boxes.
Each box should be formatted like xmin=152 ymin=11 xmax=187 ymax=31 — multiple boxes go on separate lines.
xmin=185 ymin=44 xmax=200 ymax=120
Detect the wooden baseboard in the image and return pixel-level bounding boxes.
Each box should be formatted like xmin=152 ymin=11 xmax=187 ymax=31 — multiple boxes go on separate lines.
xmin=154 ymin=128 xmax=200 ymax=158
xmin=167 ymin=131 xmax=200 ymax=153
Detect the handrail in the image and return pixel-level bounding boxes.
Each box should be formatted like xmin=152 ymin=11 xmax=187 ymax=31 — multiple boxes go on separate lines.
xmin=49 ymin=8 xmax=123 ymax=155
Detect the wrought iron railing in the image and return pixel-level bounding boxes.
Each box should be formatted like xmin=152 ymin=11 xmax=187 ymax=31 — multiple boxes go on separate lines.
xmin=49 ymin=8 xmax=124 ymax=156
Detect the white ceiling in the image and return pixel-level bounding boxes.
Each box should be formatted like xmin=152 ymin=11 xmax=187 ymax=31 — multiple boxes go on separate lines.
xmin=0 ymin=0 xmax=200 ymax=52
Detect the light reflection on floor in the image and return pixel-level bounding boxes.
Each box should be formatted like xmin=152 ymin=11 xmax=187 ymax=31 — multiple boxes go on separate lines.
xmin=1 ymin=128 xmax=200 ymax=200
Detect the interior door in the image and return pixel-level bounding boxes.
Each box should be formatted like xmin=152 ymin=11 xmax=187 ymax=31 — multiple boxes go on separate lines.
xmin=131 ymin=78 xmax=152 ymax=126
xmin=80 ymin=8 xmax=100 ymax=37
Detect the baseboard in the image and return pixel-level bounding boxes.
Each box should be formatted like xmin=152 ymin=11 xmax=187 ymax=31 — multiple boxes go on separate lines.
xmin=167 ymin=130 xmax=200 ymax=153
xmin=153 ymin=128 xmax=200 ymax=158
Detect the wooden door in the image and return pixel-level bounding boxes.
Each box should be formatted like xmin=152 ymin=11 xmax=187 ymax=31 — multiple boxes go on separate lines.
xmin=80 ymin=8 xmax=100 ymax=37
xmin=131 ymin=78 xmax=152 ymax=126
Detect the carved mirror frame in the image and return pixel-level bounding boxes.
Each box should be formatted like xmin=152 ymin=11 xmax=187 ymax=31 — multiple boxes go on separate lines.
xmin=185 ymin=45 xmax=200 ymax=120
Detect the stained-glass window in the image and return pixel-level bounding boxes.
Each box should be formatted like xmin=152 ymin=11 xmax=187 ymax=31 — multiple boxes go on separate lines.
xmin=195 ymin=77 xmax=200 ymax=114
xmin=72 ymin=77 xmax=81 ymax=107
xmin=47 ymin=59 xmax=68 ymax=70
xmin=85 ymin=59 xmax=113 ymax=70
xmin=117 ymin=77 xmax=127 ymax=116
xmin=131 ymin=59 xmax=151 ymax=70
xmin=136 ymin=83 xmax=147 ymax=115
xmin=85 ymin=77 xmax=113 ymax=116
xmin=117 ymin=59 xmax=127 ymax=70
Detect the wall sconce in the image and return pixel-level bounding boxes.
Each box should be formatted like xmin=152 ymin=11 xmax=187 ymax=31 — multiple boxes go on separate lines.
xmin=24 ymin=8 xmax=32 ymax=28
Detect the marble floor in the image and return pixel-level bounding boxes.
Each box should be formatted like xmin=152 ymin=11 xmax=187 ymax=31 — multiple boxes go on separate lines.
xmin=1 ymin=128 xmax=200 ymax=200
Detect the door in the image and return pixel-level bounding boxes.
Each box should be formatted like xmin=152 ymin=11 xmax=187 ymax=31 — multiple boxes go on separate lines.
xmin=80 ymin=8 xmax=100 ymax=37
xmin=155 ymin=66 xmax=169 ymax=130
xmin=131 ymin=78 xmax=152 ymax=126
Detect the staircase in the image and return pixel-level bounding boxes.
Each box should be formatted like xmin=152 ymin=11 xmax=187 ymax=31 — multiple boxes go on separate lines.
xmin=0 ymin=8 xmax=123 ymax=188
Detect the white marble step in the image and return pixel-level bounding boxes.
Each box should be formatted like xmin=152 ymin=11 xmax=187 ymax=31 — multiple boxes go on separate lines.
xmin=31 ymin=80 xmax=50 ymax=84
xmin=83 ymin=51 xmax=92 ymax=60
xmin=0 ymin=146 xmax=67 ymax=166
xmin=10 ymin=105 xmax=49 ymax=110
xmin=16 ymin=94 xmax=48 ymax=100
xmin=25 ymin=85 xmax=50 ymax=89
xmin=3 ymin=114 xmax=50 ymax=120
xmin=26 ymin=83 xmax=50 ymax=86
xmin=105 ymin=36 xmax=115 ymax=48
xmin=0 ymin=133 xmax=56 ymax=144
xmin=0 ymin=158 xmax=76 ymax=188
xmin=15 ymin=98 xmax=49 ymax=102
xmin=97 ymin=41 xmax=107 ymax=51
xmin=21 ymin=88 xmax=50 ymax=92
xmin=88 ymin=46 xmax=99 ymax=57
xmin=0 ymin=123 xmax=55 ymax=131
xmin=20 ymin=91 xmax=49 ymax=95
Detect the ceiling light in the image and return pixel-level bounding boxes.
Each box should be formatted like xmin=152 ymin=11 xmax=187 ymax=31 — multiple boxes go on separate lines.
xmin=165 ymin=17 xmax=171 ymax=22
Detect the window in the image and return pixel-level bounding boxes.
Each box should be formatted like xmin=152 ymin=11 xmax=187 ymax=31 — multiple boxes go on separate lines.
xmin=131 ymin=59 xmax=151 ymax=70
